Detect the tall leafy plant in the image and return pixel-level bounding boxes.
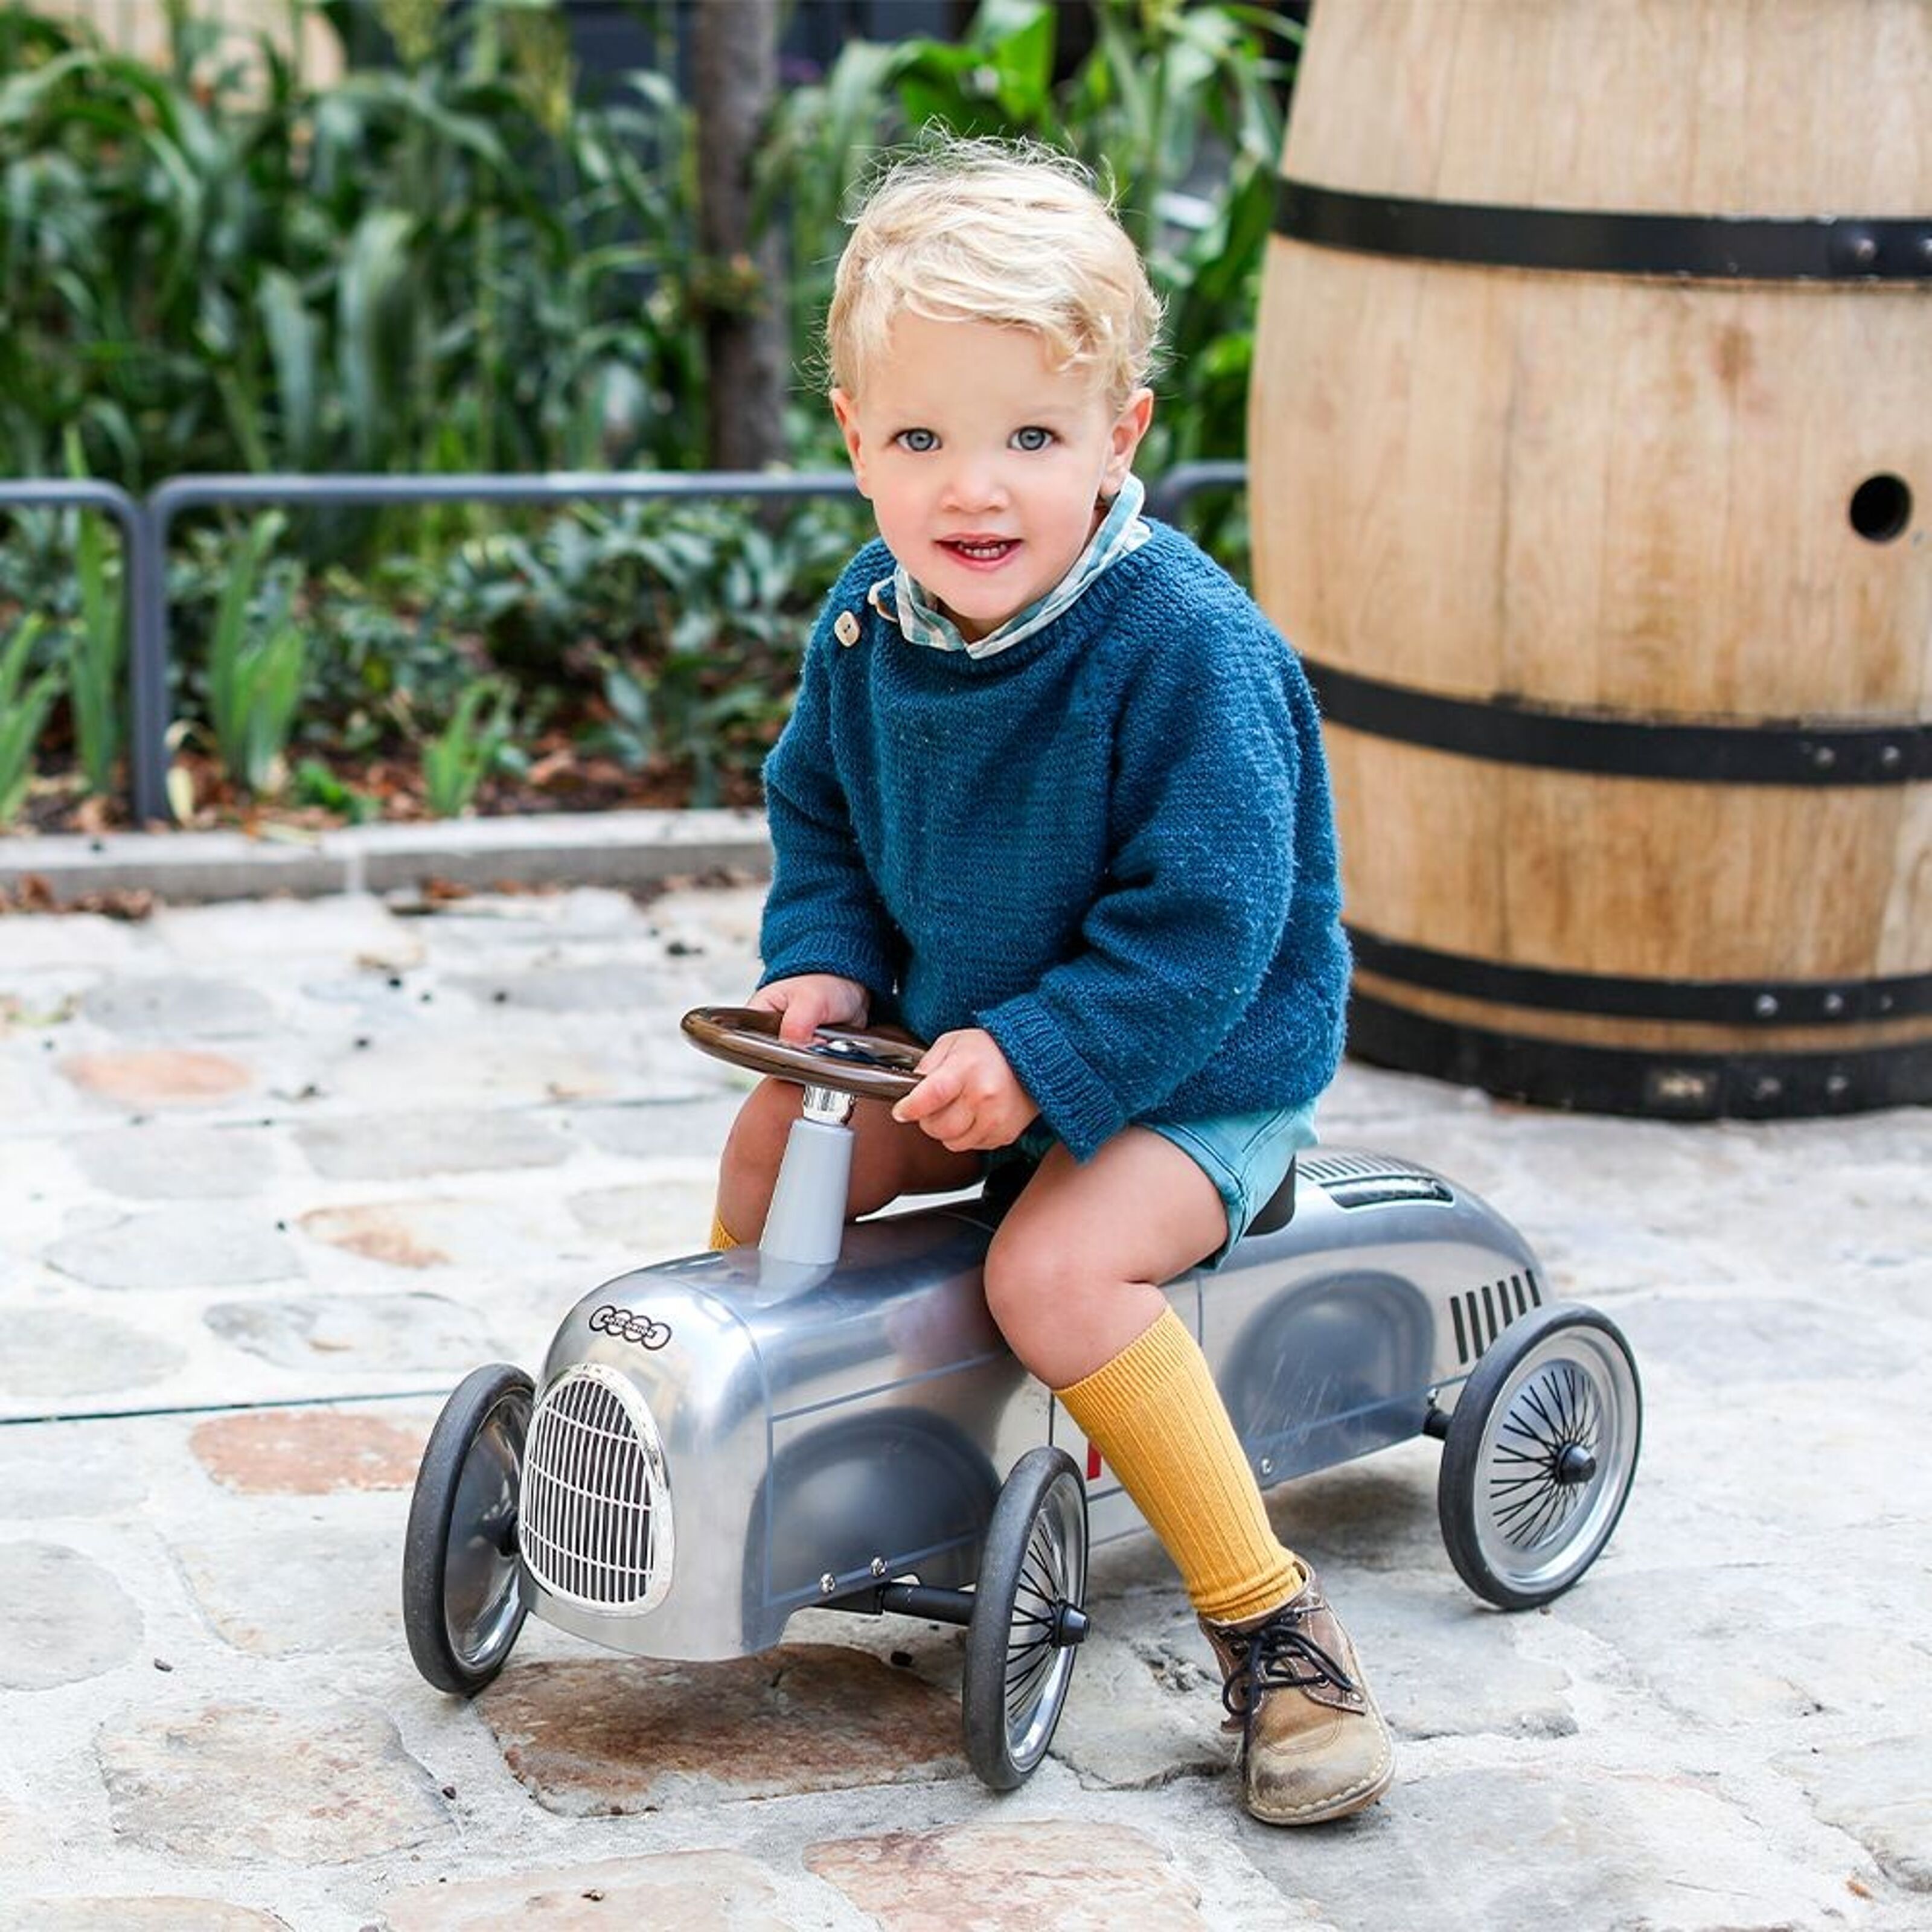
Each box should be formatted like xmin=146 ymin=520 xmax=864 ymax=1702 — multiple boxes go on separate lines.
xmin=0 ymin=0 xmax=703 ymax=511
xmin=0 ymin=614 xmax=61 ymax=824
xmin=421 ymin=674 xmax=516 ymax=818
xmin=204 ymin=515 xmax=307 ymax=795
xmin=63 ymin=436 xmax=124 ymax=798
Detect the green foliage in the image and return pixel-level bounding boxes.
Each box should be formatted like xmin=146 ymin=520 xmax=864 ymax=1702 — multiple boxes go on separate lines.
xmin=0 ymin=0 xmax=700 ymax=494
xmin=2 ymin=0 xmax=1285 ymax=501
xmin=3 ymin=0 xmax=1285 ymax=822
xmin=0 ymin=612 xmax=62 ymax=822
xmin=203 ymin=514 xmax=307 ymax=794
xmin=421 ymin=674 xmax=515 ymax=817
xmin=443 ymin=493 xmax=869 ymax=804
xmin=0 ymin=486 xmax=126 ymax=804
xmin=295 ymin=557 xmax=479 ymax=744
xmin=139 ymin=492 xmax=867 ymax=813
xmin=291 ymin=756 xmax=378 ymax=823
xmin=63 ymin=434 xmax=125 ymax=797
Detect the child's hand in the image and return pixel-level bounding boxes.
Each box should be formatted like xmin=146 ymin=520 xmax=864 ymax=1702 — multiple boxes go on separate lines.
xmin=892 ymin=1028 xmax=1037 ymax=1152
xmin=749 ymin=974 xmax=870 ymax=1044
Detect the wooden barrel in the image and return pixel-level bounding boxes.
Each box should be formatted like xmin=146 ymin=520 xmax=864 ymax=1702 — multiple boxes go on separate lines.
xmin=1250 ymin=0 xmax=1932 ymax=1118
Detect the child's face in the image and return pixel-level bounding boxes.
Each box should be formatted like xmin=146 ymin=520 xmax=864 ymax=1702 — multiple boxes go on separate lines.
xmin=831 ymin=315 xmax=1154 ymax=642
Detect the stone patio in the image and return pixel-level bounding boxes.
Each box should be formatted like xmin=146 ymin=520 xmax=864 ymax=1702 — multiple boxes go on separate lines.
xmin=1 ymin=865 xmax=1927 ymax=1930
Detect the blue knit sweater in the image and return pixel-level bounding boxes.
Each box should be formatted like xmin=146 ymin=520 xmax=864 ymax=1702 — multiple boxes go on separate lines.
xmin=759 ymin=522 xmax=1349 ymax=1162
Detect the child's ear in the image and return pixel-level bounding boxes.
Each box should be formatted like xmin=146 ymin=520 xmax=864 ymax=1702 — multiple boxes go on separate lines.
xmin=1104 ymin=386 xmax=1156 ymax=493
xmin=830 ymin=390 xmax=871 ymax=497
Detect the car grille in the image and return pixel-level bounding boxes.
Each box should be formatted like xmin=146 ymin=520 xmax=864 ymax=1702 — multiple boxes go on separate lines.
xmin=519 ymin=1363 xmax=674 ymax=1614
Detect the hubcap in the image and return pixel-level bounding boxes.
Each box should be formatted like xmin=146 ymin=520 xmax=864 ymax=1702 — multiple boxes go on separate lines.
xmin=1474 ymin=1326 xmax=1638 ymax=1596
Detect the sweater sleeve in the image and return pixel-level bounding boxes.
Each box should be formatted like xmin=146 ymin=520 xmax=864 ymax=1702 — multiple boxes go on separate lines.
xmin=974 ymin=635 xmax=1299 ymax=1160
xmin=757 ymin=595 xmax=901 ymax=1003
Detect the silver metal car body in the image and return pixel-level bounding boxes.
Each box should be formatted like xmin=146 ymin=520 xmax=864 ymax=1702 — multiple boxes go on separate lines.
xmin=516 ymin=1148 xmax=1543 ymax=1662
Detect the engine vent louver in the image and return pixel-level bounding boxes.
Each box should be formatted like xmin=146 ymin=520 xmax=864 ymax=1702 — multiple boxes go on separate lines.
xmin=519 ymin=1363 xmax=674 ymax=1614
xmin=1300 ymin=1151 xmax=1454 ymax=1209
xmin=1451 ymin=1269 xmax=1544 ymax=1366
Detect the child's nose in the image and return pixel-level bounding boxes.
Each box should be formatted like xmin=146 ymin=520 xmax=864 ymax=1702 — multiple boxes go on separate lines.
xmin=941 ymin=458 xmax=1008 ymax=513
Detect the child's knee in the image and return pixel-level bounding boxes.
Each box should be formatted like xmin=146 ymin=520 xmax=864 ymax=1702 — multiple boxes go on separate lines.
xmin=982 ymin=1219 xmax=1078 ymax=1349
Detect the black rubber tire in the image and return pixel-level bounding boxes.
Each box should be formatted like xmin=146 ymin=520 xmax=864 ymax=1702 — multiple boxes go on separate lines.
xmin=962 ymin=1445 xmax=1088 ymax=1791
xmin=403 ymin=1362 xmax=534 ymax=1694
xmin=1438 ymin=1303 xmax=1642 ymax=1609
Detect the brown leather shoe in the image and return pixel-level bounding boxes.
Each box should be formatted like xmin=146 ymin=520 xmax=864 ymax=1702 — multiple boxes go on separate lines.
xmin=1200 ymin=1570 xmax=1395 ymax=1825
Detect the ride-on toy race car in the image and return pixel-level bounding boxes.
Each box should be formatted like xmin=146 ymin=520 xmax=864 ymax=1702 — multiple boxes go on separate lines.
xmin=403 ymin=1008 xmax=1640 ymax=1790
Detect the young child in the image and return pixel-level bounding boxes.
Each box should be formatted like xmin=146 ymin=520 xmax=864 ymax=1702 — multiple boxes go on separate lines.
xmin=712 ymin=138 xmax=1391 ymax=1826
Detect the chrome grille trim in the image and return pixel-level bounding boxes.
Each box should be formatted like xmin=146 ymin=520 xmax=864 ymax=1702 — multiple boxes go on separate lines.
xmin=1300 ymin=1151 xmax=1454 ymax=1209
xmin=520 ymin=1363 xmax=674 ymax=1614
xmin=1299 ymin=1152 xmax=1407 ymax=1184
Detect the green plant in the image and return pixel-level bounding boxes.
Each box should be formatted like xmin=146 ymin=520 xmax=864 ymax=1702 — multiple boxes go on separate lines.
xmin=432 ymin=491 xmax=865 ymax=794
xmin=0 ymin=612 xmax=61 ymax=822
xmin=62 ymin=432 xmax=125 ymax=796
xmin=586 ymin=651 xmax=776 ymax=810
xmin=0 ymin=0 xmax=701 ymax=514
xmin=299 ymin=560 xmax=462 ymax=735
xmin=590 ymin=657 xmax=654 ymax=771
xmin=4 ymin=0 xmax=1287 ymax=824
xmin=205 ymin=514 xmax=307 ymax=794
xmin=291 ymin=756 xmax=379 ymax=824
xmin=421 ymin=674 xmax=516 ymax=817
xmin=481 ymin=494 xmax=862 ymax=802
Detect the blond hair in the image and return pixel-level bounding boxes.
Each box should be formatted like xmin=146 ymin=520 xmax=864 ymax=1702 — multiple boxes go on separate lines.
xmin=825 ymin=138 xmax=1163 ymax=412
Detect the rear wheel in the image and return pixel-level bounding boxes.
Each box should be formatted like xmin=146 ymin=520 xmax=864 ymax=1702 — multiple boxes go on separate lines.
xmin=1438 ymin=1305 xmax=1641 ymax=1608
xmin=403 ymin=1363 xmax=533 ymax=1693
xmin=962 ymin=1446 xmax=1089 ymax=1790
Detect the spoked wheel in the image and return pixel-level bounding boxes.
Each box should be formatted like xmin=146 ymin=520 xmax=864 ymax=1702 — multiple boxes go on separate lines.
xmin=1438 ymin=1305 xmax=1642 ymax=1609
xmin=403 ymin=1363 xmax=534 ymax=1694
xmin=962 ymin=1446 xmax=1090 ymax=1791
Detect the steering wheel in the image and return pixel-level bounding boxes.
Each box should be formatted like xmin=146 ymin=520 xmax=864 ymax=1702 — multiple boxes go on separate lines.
xmin=680 ymin=1006 xmax=925 ymax=1105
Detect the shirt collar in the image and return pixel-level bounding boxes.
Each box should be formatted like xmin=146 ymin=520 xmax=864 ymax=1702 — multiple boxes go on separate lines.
xmin=869 ymin=472 xmax=1151 ymax=659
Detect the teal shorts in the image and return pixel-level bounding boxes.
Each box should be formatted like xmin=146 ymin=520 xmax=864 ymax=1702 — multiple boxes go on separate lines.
xmin=1002 ymin=1100 xmax=1320 ymax=1270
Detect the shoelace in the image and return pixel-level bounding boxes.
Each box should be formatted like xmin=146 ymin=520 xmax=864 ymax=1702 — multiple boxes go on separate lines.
xmin=1220 ymin=1611 xmax=1361 ymax=1726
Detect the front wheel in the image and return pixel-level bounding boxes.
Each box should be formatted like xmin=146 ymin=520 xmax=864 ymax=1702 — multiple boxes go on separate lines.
xmin=1438 ymin=1305 xmax=1641 ymax=1609
xmin=962 ymin=1446 xmax=1089 ymax=1790
xmin=403 ymin=1362 xmax=533 ymax=1694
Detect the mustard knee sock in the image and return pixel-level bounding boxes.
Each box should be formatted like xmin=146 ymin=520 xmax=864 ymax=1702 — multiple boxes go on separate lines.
xmin=708 ymin=1209 xmax=740 ymax=1252
xmin=1055 ymin=1306 xmax=1305 ymax=1627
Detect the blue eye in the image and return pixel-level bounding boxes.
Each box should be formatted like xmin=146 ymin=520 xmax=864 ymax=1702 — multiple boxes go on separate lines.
xmin=1011 ymin=426 xmax=1054 ymax=452
xmin=895 ymin=428 xmax=938 ymax=452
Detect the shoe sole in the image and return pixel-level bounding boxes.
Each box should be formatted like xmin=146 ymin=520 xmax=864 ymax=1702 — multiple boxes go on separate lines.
xmin=1245 ymin=1733 xmax=1396 ymax=1827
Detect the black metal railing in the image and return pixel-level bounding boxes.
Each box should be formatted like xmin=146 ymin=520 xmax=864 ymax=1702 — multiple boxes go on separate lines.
xmin=4 ymin=461 xmax=1248 ymax=824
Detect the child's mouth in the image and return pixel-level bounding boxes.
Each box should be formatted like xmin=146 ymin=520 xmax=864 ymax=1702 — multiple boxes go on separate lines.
xmin=941 ymin=538 xmax=1017 ymax=567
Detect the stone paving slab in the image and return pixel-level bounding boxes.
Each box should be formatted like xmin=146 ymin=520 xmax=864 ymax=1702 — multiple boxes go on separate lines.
xmin=1 ymin=876 xmax=1928 ymax=1930
xmin=481 ymin=1649 xmax=967 ymax=1812
xmin=1 ymin=884 xmax=755 ymax=1424
xmin=380 ymin=1850 xmax=794 ymax=1931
